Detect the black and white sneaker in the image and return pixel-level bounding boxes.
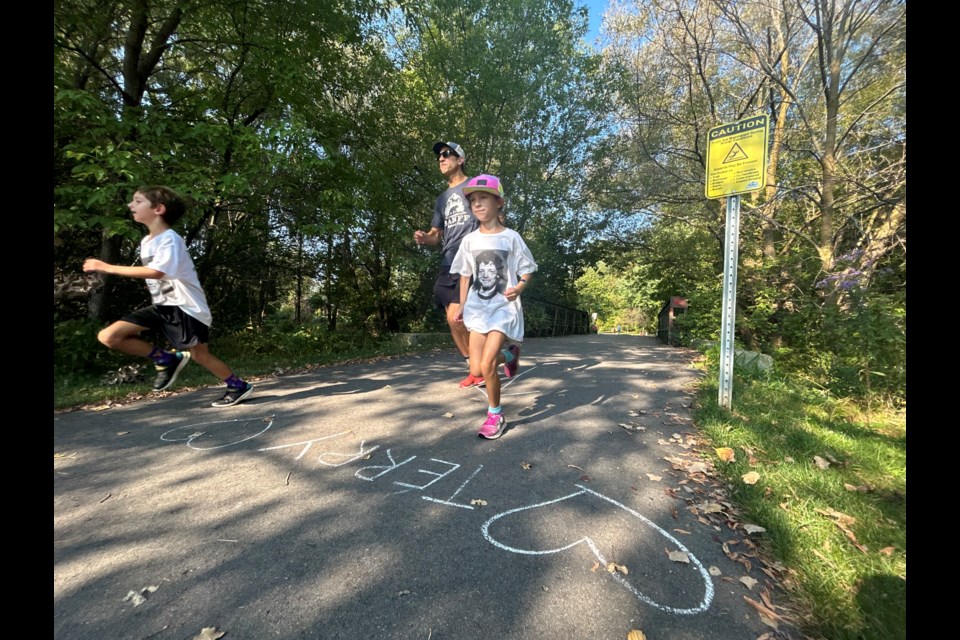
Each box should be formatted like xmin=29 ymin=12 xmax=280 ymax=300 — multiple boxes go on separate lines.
xmin=153 ymin=351 xmax=191 ymax=391
xmin=211 ymin=383 xmax=254 ymax=408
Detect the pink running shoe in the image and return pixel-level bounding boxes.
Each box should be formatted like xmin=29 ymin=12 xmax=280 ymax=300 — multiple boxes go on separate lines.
xmin=478 ymin=412 xmax=506 ymax=439
xmin=504 ymin=344 xmax=520 ymax=378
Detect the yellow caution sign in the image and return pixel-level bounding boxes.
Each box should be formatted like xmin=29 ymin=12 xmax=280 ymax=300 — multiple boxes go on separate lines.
xmin=705 ymin=115 xmax=769 ymax=199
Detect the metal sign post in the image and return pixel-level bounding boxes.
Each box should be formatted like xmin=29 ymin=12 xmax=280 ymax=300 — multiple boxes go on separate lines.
xmin=705 ymin=115 xmax=769 ymax=410
xmin=718 ymin=195 xmax=740 ymax=410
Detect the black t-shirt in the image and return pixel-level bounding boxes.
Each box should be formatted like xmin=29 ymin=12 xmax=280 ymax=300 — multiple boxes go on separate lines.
xmin=431 ymin=178 xmax=479 ymax=269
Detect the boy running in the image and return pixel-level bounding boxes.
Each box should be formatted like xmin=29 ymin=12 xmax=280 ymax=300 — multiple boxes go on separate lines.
xmin=83 ymin=185 xmax=253 ymax=407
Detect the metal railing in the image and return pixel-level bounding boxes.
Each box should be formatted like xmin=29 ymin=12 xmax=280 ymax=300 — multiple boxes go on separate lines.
xmin=523 ymin=296 xmax=592 ymax=337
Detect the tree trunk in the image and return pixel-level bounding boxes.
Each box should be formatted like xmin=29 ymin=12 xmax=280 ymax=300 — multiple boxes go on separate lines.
xmin=87 ymin=232 xmax=123 ymax=323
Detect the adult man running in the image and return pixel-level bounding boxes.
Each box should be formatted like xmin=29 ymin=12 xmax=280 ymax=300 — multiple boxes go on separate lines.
xmin=413 ymin=141 xmax=481 ymax=387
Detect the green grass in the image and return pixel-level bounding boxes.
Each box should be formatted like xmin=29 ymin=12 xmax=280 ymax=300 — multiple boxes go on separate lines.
xmin=54 ymin=329 xmax=455 ymax=411
xmin=691 ymin=358 xmax=906 ymax=640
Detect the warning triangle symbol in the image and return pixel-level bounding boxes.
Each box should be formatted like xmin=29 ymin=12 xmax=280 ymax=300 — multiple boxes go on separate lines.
xmin=722 ymin=143 xmax=748 ymax=163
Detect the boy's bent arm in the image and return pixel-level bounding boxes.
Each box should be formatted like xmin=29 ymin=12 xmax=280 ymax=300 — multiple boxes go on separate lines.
xmin=83 ymin=258 xmax=164 ymax=280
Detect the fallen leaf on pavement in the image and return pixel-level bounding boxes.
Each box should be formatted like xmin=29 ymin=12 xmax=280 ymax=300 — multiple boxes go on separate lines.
xmin=122 ymin=585 xmax=159 ymax=607
xmin=116 ymin=431 xmax=130 ymax=436
xmin=716 ymin=447 xmax=736 ymax=462
xmin=627 ymin=631 xmax=647 ymax=640
xmin=580 ymin=475 xmax=591 ymax=482
xmin=606 ymin=562 xmax=629 ymax=575
xmin=646 ymin=473 xmax=662 ymax=481
xmin=743 ymin=524 xmax=767 ymax=534
xmin=740 ymin=576 xmax=759 ymax=590
xmin=591 ymin=561 xmax=600 ymax=572
xmin=813 ymin=455 xmax=830 ymax=470
xmin=521 ymin=461 xmax=533 ymax=470
xmin=703 ymin=502 xmax=724 ymax=513
xmin=744 ymin=596 xmax=780 ymax=629
xmin=672 ymin=528 xmax=691 ymax=535
xmin=193 ymin=628 xmax=225 ymax=640
xmin=742 ymin=471 xmax=760 ymax=485
xmin=667 ymin=550 xmax=690 ymax=563
xmin=709 ymin=566 xmax=722 ymax=576
xmin=688 ymin=462 xmax=708 ymax=474
xmin=442 ymin=412 xmax=454 ymax=418
xmin=759 ymin=588 xmax=780 ymax=612
xmin=470 ymin=499 xmax=487 ymax=506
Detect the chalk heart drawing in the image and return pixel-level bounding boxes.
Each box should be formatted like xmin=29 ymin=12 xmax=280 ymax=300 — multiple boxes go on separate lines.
xmin=481 ymin=484 xmax=714 ymax=615
xmin=160 ymin=417 xmax=274 ymax=450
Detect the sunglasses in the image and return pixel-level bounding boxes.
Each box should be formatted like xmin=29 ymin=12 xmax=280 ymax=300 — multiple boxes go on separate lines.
xmin=437 ymin=150 xmax=458 ymax=159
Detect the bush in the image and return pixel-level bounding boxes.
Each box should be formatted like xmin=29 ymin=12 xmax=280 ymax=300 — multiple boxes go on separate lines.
xmin=54 ymin=318 xmax=126 ymax=375
xmin=213 ymin=319 xmax=385 ymax=361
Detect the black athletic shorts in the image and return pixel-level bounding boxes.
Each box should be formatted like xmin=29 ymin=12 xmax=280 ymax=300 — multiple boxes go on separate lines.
xmin=433 ymin=270 xmax=463 ymax=309
xmin=121 ymin=305 xmax=210 ymax=350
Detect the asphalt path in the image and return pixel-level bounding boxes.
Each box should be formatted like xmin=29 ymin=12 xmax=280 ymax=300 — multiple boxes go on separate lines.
xmin=54 ymin=334 xmax=787 ymax=640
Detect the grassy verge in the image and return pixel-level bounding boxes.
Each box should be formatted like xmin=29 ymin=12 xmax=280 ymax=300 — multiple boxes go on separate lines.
xmin=691 ymin=354 xmax=906 ymax=640
xmin=54 ymin=330 xmax=455 ymax=411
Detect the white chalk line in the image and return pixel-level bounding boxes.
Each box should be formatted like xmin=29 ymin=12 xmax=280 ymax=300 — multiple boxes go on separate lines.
xmin=472 ymin=364 xmax=541 ymax=399
xmin=355 ymin=449 xmax=417 ymax=481
xmin=393 ymin=458 xmax=460 ymax=491
xmin=480 ymin=484 xmax=714 ymax=615
xmin=160 ymin=417 xmax=275 ymax=450
xmin=422 ymin=464 xmax=484 ymax=510
xmin=257 ymin=431 xmax=350 ymax=459
xmin=319 ymin=441 xmax=380 ymax=467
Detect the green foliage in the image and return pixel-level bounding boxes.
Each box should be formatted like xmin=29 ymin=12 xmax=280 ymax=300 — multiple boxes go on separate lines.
xmin=818 ymin=297 xmax=906 ymax=403
xmin=522 ymin=300 xmax=554 ymax=338
xmin=595 ymin=0 xmax=905 ymax=404
xmin=215 ymin=318 xmax=380 ymax=357
xmin=574 ymin=261 xmax=629 ymax=326
xmin=53 ymin=318 xmax=123 ymax=375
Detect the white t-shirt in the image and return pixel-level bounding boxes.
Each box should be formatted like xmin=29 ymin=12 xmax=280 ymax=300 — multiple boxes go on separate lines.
xmin=140 ymin=229 xmax=213 ymax=327
xmin=450 ymin=228 xmax=538 ymax=342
